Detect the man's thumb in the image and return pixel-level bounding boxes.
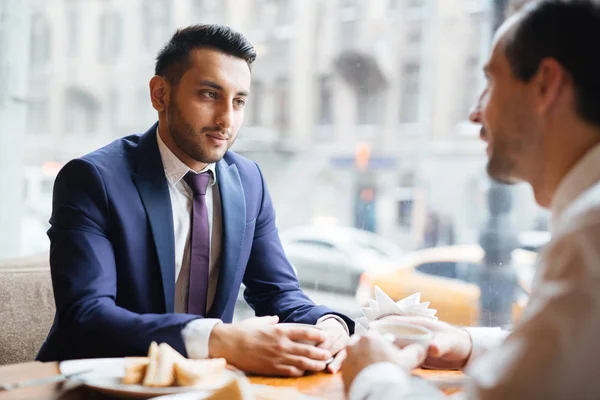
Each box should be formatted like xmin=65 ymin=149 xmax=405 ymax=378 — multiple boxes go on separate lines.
xmin=428 ymin=336 xmax=449 ymax=358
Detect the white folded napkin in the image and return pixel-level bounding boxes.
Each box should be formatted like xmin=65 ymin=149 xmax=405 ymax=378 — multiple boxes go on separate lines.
xmin=355 ymin=286 xmax=438 ymax=335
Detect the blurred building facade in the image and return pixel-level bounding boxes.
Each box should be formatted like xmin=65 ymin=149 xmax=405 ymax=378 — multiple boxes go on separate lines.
xmin=24 ymin=0 xmax=546 ymax=252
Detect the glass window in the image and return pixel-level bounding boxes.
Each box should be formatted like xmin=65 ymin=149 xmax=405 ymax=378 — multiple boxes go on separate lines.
xmin=357 ymin=91 xmax=382 ymax=126
xmin=276 ymin=0 xmax=293 ymax=26
xmin=1 ymin=0 xmax=549 ymax=333
xmin=193 ymin=0 xmax=225 ymax=24
xmin=407 ymin=22 xmax=422 ymax=45
xmin=340 ymin=20 xmax=358 ymax=51
xmin=30 ymin=14 xmax=51 ymax=65
xmin=317 ymin=75 xmax=333 ymax=126
xmin=458 ymin=55 xmax=480 ymax=123
xmin=248 ymin=80 xmax=263 ymax=126
xmin=275 ymin=76 xmax=290 ymax=138
xmin=99 ymin=12 xmax=123 ymax=62
xmin=142 ymin=0 xmax=171 ymax=53
xmin=109 ymin=89 xmax=122 ymax=131
xmin=400 ymin=63 xmax=421 ymax=123
xmin=64 ymin=89 xmax=99 ymax=134
xmin=27 ymin=97 xmax=50 ymax=135
xmin=66 ymin=6 xmax=80 ymax=57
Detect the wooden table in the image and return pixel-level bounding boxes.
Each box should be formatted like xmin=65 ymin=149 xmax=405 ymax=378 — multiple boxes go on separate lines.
xmin=0 ymin=362 xmax=464 ymax=399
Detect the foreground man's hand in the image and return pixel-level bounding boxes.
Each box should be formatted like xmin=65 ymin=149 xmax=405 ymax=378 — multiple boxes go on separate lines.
xmin=208 ymin=316 xmax=333 ymax=377
xmin=381 ymin=316 xmax=472 ymax=369
xmin=342 ymin=333 xmax=426 ymax=393
xmin=316 ymin=318 xmax=351 ymax=373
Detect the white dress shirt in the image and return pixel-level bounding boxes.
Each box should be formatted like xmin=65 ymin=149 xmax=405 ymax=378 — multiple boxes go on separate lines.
xmin=350 ymin=143 xmax=600 ymax=400
xmin=157 ymin=130 xmax=348 ymax=359
xmin=157 ymin=130 xmax=223 ymax=358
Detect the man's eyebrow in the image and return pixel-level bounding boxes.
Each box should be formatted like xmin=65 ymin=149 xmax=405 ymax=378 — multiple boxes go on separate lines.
xmin=198 ymin=80 xmax=224 ymax=91
xmin=198 ymin=80 xmax=249 ymax=96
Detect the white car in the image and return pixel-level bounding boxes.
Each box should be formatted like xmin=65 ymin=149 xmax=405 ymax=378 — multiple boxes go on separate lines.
xmin=280 ymin=225 xmax=404 ymax=295
xmin=233 ymin=225 xmax=405 ymax=321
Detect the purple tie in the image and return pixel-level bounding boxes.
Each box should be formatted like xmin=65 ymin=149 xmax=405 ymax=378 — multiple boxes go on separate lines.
xmin=183 ymin=171 xmax=211 ymax=316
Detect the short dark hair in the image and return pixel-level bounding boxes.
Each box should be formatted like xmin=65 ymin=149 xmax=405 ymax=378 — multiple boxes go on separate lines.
xmin=155 ymin=24 xmax=256 ymax=86
xmin=504 ymin=0 xmax=600 ymax=126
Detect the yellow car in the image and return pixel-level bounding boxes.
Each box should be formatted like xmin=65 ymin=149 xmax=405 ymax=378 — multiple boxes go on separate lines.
xmin=355 ymin=244 xmax=537 ymax=326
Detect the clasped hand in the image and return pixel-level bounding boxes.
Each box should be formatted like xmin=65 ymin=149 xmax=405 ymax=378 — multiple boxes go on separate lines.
xmin=209 ymin=316 xmax=349 ymax=376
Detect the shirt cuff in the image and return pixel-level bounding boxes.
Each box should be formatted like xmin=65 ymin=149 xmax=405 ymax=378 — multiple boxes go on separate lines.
xmin=181 ymin=318 xmax=223 ymax=359
xmin=317 ymin=314 xmax=349 ymax=335
xmin=463 ymin=327 xmax=509 ymax=369
xmin=350 ymin=362 xmax=447 ymax=400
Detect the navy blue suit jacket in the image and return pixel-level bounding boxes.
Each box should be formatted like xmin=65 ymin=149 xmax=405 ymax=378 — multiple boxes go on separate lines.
xmin=37 ymin=124 xmax=353 ymax=361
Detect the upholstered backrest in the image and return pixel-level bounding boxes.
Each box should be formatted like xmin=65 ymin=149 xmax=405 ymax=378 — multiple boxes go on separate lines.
xmin=0 ymin=255 xmax=55 ymax=365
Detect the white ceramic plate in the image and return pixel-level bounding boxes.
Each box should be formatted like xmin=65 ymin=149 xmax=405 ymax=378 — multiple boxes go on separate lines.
xmin=60 ymin=358 xmax=238 ymax=399
xmin=151 ymin=385 xmax=319 ymax=400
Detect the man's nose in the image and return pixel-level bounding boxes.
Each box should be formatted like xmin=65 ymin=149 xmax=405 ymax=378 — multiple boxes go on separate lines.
xmin=469 ymin=102 xmax=482 ymax=124
xmin=469 ymin=90 xmax=486 ymax=124
xmin=215 ymin=102 xmax=234 ymax=130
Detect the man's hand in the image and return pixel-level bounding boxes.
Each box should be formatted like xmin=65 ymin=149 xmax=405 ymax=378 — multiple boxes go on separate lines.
xmin=316 ymin=318 xmax=350 ymax=373
xmin=208 ymin=316 xmax=333 ymax=377
xmin=341 ymin=333 xmax=426 ymax=393
xmin=381 ymin=316 xmax=472 ymax=370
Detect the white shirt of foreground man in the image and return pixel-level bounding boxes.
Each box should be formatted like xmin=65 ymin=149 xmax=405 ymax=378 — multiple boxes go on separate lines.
xmin=349 ymin=144 xmax=600 ymax=400
xmin=346 ymin=1 xmax=600 ymax=398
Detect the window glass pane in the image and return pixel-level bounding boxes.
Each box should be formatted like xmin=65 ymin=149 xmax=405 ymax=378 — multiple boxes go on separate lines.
xmin=0 ymin=0 xmax=550 ymax=334
xmin=400 ymin=63 xmax=421 ymax=123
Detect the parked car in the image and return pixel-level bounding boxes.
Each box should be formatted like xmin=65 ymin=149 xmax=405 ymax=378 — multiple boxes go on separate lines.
xmin=280 ymin=225 xmax=405 ymax=295
xmin=355 ymin=244 xmax=538 ymax=326
xmin=233 ymin=225 xmax=405 ymax=321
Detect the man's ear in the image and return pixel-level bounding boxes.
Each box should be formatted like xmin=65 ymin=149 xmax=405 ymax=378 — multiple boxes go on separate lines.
xmin=149 ymin=76 xmax=170 ymax=112
xmin=534 ymin=58 xmax=566 ymax=114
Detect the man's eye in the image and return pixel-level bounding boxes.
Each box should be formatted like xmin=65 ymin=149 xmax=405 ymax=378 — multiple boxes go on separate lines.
xmin=202 ymin=91 xmax=217 ymax=99
xmin=234 ymin=99 xmax=246 ymax=107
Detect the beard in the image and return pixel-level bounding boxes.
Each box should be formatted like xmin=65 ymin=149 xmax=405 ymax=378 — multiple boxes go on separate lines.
xmin=166 ymin=99 xmax=231 ymax=165
xmin=486 ymin=153 xmax=519 ymax=185
xmin=485 ymin=131 xmax=531 ymax=186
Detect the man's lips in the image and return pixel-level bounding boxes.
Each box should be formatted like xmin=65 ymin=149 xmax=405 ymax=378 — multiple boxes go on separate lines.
xmin=479 ymin=127 xmax=487 ymax=141
xmin=206 ymin=134 xmax=228 ymax=141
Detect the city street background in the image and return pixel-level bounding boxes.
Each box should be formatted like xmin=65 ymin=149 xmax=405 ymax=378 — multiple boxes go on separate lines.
xmin=0 ymin=0 xmax=548 ymax=328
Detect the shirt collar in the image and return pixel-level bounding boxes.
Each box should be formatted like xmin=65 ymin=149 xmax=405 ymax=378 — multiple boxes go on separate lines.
xmin=551 ymin=143 xmax=600 ymax=231
xmin=156 ymin=127 xmax=217 ymax=188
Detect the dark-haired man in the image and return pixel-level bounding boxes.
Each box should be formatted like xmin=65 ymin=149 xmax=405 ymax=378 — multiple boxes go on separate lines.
xmin=37 ymin=24 xmax=352 ymax=377
xmin=342 ymin=1 xmax=600 ymax=398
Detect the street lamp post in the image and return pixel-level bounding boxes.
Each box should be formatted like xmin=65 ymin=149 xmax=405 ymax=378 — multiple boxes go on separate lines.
xmin=477 ymin=0 xmax=520 ymax=328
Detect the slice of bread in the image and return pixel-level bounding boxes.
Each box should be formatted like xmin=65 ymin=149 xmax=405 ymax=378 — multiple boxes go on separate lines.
xmin=122 ymin=357 xmax=150 ymax=384
xmin=173 ymin=358 xmax=227 ymax=387
xmin=141 ymin=341 xmax=159 ymax=386
xmin=143 ymin=342 xmax=185 ymax=387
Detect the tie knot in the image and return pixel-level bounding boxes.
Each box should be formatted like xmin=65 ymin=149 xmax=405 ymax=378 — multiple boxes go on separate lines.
xmin=184 ymin=171 xmax=211 ymax=196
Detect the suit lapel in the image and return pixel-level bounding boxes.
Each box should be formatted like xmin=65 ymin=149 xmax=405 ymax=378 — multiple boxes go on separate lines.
xmin=132 ymin=124 xmax=176 ymax=313
xmin=209 ymin=158 xmax=246 ymax=318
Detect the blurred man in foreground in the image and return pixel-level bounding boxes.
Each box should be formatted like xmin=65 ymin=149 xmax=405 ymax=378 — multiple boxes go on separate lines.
xmin=342 ymin=1 xmax=600 ymax=398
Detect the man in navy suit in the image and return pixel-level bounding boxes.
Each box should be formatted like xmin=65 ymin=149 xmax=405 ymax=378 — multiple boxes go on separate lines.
xmin=37 ymin=24 xmax=353 ymax=376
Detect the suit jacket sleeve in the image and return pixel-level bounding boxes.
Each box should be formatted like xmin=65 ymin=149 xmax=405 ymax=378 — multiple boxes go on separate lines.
xmin=48 ymin=158 xmax=198 ymax=359
xmin=241 ymin=163 xmax=355 ymax=332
